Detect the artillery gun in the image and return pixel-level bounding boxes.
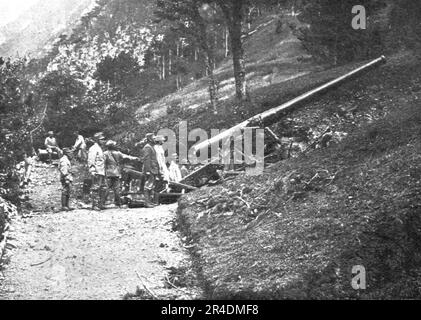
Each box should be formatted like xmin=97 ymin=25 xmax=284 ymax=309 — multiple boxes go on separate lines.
xmin=192 ymin=56 xmax=386 ymax=155
xmin=125 ymin=56 xmax=388 ymax=205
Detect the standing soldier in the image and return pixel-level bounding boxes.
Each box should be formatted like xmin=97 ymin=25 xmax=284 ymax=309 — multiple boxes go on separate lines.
xmin=168 ymin=153 xmax=183 ymax=183
xmin=104 ymin=140 xmax=139 ymax=207
xmin=19 ymin=149 xmax=35 ymax=188
xmin=154 ymin=135 xmax=170 ymax=182
xmin=72 ymin=130 xmax=87 ymax=162
xmin=58 ymin=148 xmax=73 ymax=211
xmin=142 ymin=133 xmax=159 ymax=208
xmin=45 ymin=131 xmax=60 ymax=164
xmin=88 ymin=132 xmax=106 ymax=211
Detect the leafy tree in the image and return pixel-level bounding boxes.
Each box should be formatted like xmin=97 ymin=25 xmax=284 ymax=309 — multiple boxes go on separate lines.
xmin=0 ymin=58 xmax=35 ymax=203
xmin=94 ymin=52 xmax=142 ymax=97
xmin=211 ymin=0 xmax=287 ymax=105
xmin=154 ymin=0 xmax=220 ymax=113
xmin=35 ymin=70 xmax=87 ymax=144
xmin=214 ymin=0 xmax=248 ymax=105
xmin=37 ymin=70 xmax=86 ymax=112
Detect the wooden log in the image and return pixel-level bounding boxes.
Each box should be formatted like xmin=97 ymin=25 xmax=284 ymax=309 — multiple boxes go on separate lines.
xmin=223 ymin=171 xmax=242 ymax=176
xmin=168 ymin=181 xmax=198 ymax=191
xmin=179 ymin=162 xmax=223 ymax=187
xmin=265 ymin=127 xmax=282 ymax=145
xmin=135 ymin=271 xmax=158 ymax=300
xmin=159 ymin=193 xmax=185 ymax=197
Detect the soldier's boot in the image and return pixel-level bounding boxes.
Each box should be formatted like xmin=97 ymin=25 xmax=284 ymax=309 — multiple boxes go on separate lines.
xmin=66 ymin=195 xmax=74 ymax=211
xmin=98 ymin=187 xmax=107 ymax=210
xmin=92 ymin=189 xmax=101 ymax=211
xmin=144 ymin=190 xmax=156 ymax=208
xmin=61 ymin=194 xmax=69 ymax=211
xmin=114 ymin=192 xmax=122 ymax=208
xmin=139 ymin=176 xmax=145 ymax=194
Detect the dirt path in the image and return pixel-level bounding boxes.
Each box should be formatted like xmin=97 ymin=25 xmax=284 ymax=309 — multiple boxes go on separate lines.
xmin=0 ymin=163 xmax=201 ymax=300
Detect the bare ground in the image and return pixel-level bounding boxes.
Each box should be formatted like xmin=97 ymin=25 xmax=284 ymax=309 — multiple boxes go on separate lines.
xmin=0 ymin=163 xmax=201 ymax=300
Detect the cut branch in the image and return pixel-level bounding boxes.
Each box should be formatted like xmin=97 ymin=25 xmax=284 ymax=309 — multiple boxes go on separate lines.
xmin=135 ymin=271 xmax=158 ymax=300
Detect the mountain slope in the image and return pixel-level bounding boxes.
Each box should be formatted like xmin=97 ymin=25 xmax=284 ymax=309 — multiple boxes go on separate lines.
xmin=132 ymin=14 xmax=317 ymax=126
xmin=177 ymin=52 xmax=421 ymax=299
xmin=0 ymin=0 xmax=96 ymax=58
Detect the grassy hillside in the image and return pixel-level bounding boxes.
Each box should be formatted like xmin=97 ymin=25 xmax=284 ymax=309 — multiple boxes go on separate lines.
xmin=112 ymin=14 xmax=402 ymax=154
xmin=135 ymin=14 xmax=316 ymax=122
xmin=176 ymin=52 xmax=421 ymax=299
xmin=111 ymin=14 xmax=323 ymax=145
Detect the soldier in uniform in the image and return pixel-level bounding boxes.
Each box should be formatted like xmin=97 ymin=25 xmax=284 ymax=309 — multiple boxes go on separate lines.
xmin=154 ymin=135 xmax=170 ymax=182
xmin=58 ymin=148 xmax=73 ymax=211
xmin=44 ymin=131 xmax=60 ymax=164
xmin=104 ymin=140 xmax=139 ymax=207
xmin=72 ymin=130 xmax=87 ymax=162
xmin=88 ymin=132 xmax=107 ymax=211
xmin=142 ymin=133 xmax=159 ymax=208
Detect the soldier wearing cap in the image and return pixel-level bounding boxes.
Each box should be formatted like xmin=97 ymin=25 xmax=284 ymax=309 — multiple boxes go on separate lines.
xmin=88 ymin=132 xmax=107 ymax=210
xmin=45 ymin=131 xmax=60 ymax=164
xmin=104 ymin=140 xmax=140 ymax=207
xmin=141 ymin=133 xmax=159 ymax=207
xmin=58 ymin=148 xmax=73 ymax=211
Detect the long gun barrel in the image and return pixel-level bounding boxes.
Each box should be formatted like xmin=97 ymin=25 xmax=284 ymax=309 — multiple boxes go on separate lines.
xmin=192 ymin=55 xmax=386 ymax=154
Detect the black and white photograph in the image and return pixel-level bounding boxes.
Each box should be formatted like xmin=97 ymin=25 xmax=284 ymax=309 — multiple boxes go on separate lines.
xmin=0 ymin=0 xmax=420 ymax=305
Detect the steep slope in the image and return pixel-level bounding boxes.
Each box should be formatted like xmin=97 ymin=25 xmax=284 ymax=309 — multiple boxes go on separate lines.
xmin=133 ymin=14 xmax=318 ymax=127
xmin=0 ymin=0 xmax=96 ymax=58
xmin=177 ymin=52 xmax=421 ymax=299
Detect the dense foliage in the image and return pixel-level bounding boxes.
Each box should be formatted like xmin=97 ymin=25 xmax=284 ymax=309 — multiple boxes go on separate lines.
xmin=0 ymin=58 xmax=34 ymax=204
xmin=297 ymin=0 xmax=421 ymax=64
xmin=388 ymin=0 xmax=421 ymax=50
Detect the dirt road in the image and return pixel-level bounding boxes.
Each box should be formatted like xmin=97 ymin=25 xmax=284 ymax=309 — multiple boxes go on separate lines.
xmin=0 ymin=163 xmax=201 ymax=300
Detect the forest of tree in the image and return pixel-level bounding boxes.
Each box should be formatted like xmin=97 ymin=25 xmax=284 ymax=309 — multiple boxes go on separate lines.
xmin=1 ymin=0 xmax=421 ymax=205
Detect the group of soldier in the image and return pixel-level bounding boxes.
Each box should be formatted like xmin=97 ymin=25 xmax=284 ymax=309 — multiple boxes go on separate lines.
xmin=43 ymin=130 xmax=185 ymax=212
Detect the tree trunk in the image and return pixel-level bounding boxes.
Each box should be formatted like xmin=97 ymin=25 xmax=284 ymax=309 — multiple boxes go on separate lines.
xmin=247 ymin=7 xmax=253 ymax=30
xmin=194 ymin=4 xmax=219 ymax=114
xmin=162 ymin=55 xmax=166 ymax=80
xmin=334 ymin=27 xmax=339 ymax=66
xmin=219 ymin=0 xmax=247 ymax=105
xmin=229 ymin=14 xmax=247 ymax=104
xmin=205 ymin=53 xmax=218 ymax=114
xmin=214 ymin=31 xmax=218 ymax=53
xmin=176 ymin=75 xmax=180 ymax=90
xmin=225 ymin=27 xmax=229 ymax=57
xmin=157 ymin=56 xmax=162 ymax=80
xmin=169 ymin=49 xmax=172 ymax=76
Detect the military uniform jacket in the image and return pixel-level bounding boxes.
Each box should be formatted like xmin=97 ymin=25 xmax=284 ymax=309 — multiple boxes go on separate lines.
xmin=88 ymin=143 xmax=105 ymax=176
xmin=104 ymin=150 xmax=137 ymax=178
xmin=142 ymin=143 xmax=159 ymax=175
